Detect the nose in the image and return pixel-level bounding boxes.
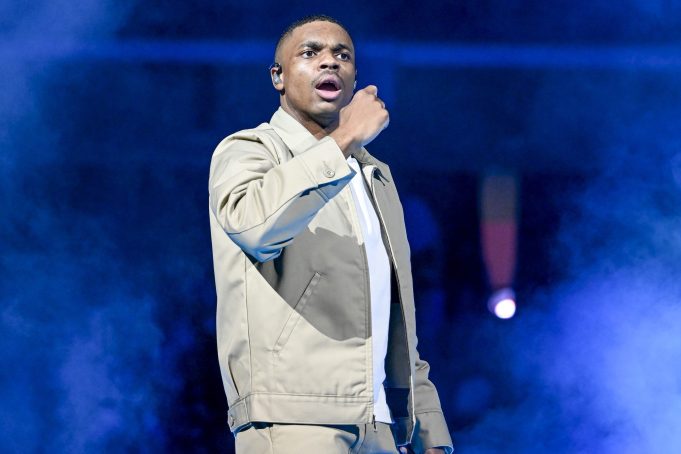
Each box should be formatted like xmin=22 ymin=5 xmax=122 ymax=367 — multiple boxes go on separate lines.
xmin=318 ymin=51 xmax=339 ymax=71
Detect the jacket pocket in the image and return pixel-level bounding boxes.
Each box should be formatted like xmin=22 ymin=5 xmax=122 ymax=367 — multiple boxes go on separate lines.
xmin=273 ymin=272 xmax=322 ymax=352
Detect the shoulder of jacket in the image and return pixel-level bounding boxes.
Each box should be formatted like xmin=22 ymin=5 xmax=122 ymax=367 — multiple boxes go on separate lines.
xmin=213 ymin=122 xmax=287 ymax=161
xmin=218 ymin=122 xmax=283 ymax=146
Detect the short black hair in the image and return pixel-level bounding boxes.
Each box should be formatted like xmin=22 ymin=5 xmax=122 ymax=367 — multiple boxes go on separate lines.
xmin=273 ymin=14 xmax=351 ymax=64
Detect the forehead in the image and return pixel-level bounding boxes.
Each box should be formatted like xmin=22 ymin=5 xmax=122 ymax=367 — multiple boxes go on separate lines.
xmin=283 ymin=21 xmax=354 ymax=54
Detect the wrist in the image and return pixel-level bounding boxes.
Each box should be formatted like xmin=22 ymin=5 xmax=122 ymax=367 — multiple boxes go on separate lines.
xmin=329 ymin=129 xmax=359 ymax=158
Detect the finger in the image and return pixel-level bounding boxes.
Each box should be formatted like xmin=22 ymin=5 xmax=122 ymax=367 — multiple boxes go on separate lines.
xmin=363 ymin=85 xmax=378 ymax=96
xmin=373 ymin=94 xmax=385 ymax=109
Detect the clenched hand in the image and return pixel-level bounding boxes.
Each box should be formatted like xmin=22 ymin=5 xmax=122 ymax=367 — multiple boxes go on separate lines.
xmin=330 ymin=85 xmax=390 ymax=158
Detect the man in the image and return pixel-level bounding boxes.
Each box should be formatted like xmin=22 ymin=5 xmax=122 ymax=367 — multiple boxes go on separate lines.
xmin=208 ymin=14 xmax=453 ymax=454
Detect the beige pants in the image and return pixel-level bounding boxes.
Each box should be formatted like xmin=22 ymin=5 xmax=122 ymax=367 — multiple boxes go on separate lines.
xmin=235 ymin=422 xmax=401 ymax=454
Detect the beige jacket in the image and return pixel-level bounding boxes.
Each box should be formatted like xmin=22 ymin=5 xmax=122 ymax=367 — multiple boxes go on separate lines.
xmin=208 ymin=108 xmax=453 ymax=453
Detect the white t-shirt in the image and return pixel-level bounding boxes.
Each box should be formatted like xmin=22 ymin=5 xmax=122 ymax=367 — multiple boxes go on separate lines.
xmin=346 ymin=156 xmax=393 ymax=424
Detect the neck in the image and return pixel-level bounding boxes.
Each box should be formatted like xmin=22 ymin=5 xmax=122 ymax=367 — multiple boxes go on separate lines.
xmin=280 ymin=101 xmax=340 ymax=140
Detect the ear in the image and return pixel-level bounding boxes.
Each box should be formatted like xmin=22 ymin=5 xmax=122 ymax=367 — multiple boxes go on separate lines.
xmin=271 ymin=68 xmax=284 ymax=92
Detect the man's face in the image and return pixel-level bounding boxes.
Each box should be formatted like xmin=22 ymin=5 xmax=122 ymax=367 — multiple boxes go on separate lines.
xmin=274 ymin=21 xmax=356 ymax=126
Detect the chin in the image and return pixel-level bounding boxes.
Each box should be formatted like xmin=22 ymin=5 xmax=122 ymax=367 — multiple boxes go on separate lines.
xmin=312 ymin=102 xmax=342 ymax=117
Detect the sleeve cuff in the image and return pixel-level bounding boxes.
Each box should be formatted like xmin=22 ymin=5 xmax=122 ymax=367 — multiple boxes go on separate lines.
xmin=411 ymin=411 xmax=454 ymax=454
xmin=296 ymin=136 xmax=355 ymax=200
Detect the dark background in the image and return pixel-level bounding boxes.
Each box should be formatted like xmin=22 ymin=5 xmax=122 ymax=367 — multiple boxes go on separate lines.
xmin=3 ymin=1 xmax=681 ymax=452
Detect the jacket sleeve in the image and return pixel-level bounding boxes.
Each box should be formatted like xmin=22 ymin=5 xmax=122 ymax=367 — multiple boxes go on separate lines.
xmin=377 ymin=161 xmax=453 ymax=452
xmin=410 ymin=349 xmax=454 ymax=453
xmin=208 ymin=133 xmax=354 ymax=262
xmin=376 ymin=160 xmax=454 ymax=453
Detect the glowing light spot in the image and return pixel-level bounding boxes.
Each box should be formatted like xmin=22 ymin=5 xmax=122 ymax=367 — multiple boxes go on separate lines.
xmin=487 ymin=287 xmax=517 ymax=319
xmin=494 ymin=298 xmax=516 ymax=319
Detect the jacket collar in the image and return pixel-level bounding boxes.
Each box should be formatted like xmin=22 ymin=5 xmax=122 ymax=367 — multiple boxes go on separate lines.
xmin=352 ymin=146 xmax=381 ymax=168
xmin=269 ymin=107 xmax=320 ymax=157
xmin=269 ymin=107 xmax=382 ymax=168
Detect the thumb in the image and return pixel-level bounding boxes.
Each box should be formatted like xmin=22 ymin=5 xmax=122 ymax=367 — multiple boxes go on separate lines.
xmin=363 ymin=84 xmax=378 ymax=96
xmin=399 ymin=447 xmax=409 ymax=454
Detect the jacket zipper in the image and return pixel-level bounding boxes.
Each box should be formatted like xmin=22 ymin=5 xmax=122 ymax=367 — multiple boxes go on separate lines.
xmin=359 ymin=243 xmax=375 ymax=425
xmin=343 ymin=171 xmax=375 ymax=425
xmin=365 ymin=165 xmax=416 ymax=443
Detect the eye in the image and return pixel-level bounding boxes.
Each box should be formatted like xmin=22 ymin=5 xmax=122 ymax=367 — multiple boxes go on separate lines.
xmin=338 ymin=52 xmax=351 ymax=61
xmin=302 ymin=50 xmax=316 ymax=58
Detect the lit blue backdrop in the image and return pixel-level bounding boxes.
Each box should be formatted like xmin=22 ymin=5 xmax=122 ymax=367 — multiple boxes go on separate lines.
xmin=3 ymin=1 xmax=681 ymax=452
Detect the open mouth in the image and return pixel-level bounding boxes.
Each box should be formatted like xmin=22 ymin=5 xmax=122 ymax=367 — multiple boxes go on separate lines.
xmin=316 ymin=80 xmax=340 ymax=92
xmin=314 ymin=76 xmax=342 ymax=101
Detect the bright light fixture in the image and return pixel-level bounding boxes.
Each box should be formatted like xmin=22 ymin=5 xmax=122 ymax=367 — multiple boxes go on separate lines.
xmin=488 ymin=287 xmax=516 ymax=319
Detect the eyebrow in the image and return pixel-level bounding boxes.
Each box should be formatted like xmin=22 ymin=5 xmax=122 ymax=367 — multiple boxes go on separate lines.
xmin=298 ymin=40 xmax=353 ymax=53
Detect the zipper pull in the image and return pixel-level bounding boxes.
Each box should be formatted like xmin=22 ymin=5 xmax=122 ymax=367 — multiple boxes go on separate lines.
xmin=372 ymin=414 xmax=377 ymax=432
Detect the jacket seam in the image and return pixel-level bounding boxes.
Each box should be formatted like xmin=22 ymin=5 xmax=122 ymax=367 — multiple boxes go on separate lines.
xmin=414 ymin=409 xmax=445 ymax=415
xmin=234 ymin=391 xmax=374 ymax=400
xmin=245 ymin=255 xmax=253 ymax=403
